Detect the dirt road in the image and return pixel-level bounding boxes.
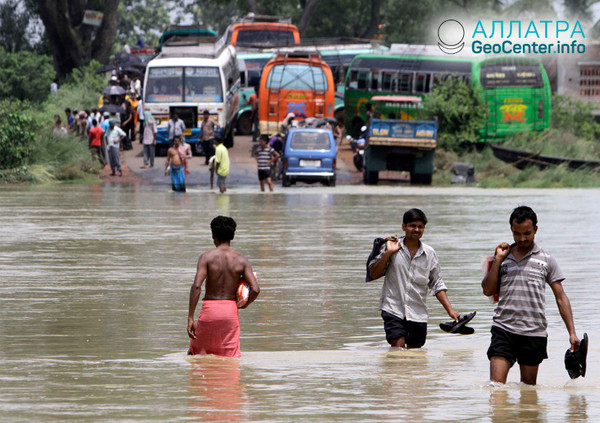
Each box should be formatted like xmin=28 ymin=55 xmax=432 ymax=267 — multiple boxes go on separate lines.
xmin=100 ymin=134 xmax=362 ymax=187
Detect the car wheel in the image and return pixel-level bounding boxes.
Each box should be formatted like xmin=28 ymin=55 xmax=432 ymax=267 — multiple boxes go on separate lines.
xmin=282 ymin=174 xmax=291 ymax=187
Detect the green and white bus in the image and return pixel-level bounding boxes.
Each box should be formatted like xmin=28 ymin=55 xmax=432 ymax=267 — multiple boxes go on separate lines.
xmin=344 ymin=48 xmax=551 ymax=141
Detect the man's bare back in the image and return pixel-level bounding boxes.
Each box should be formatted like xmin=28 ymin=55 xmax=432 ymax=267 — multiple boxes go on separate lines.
xmin=187 ymin=216 xmax=260 ymax=343
xmin=200 ymin=245 xmax=254 ymax=300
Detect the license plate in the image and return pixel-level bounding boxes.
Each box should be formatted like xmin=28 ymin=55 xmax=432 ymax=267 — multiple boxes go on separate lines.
xmin=299 ymin=159 xmax=320 ymax=167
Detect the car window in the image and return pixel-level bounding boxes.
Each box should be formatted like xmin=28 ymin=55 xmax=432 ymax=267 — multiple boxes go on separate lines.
xmin=290 ymin=132 xmax=331 ymax=150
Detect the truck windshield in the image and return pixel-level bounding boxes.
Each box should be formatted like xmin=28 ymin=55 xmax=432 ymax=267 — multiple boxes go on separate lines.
xmin=145 ymin=66 xmax=223 ymax=103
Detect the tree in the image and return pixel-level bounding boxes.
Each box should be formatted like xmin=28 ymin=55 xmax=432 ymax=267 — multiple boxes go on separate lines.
xmin=116 ymin=0 xmax=173 ymax=50
xmin=0 ymin=47 xmax=55 ymax=101
xmin=35 ymin=0 xmax=120 ymax=78
xmin=0 ymin=0 xmax=34 ymax=52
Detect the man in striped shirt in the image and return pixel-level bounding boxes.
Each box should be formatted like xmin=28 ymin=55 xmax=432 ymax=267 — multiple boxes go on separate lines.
xmin=482 ymin=206 xmax=580 ymax=385
xmin=253 ymin=134 xmax=280 ymax=192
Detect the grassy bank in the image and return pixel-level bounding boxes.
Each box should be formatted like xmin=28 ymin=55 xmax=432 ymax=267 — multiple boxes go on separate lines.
xmin=435 ymin=144 xmax=600 ymax=188
xmin=0 ymin=62 xmax=105 ymax=183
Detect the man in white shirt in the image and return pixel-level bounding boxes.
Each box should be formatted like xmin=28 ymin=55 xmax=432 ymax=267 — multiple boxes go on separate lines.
xmin=167 ymin=112 xmax=185 ymax=147
xmin=369 ymin=208 xmax=461 ymax=348
xmin=106 ymin=120 xmax=126 ymax=176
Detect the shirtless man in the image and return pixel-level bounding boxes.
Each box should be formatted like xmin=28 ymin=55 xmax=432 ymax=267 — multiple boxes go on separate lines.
xmin=165 ymin=136 xmax=186 ymax=192
xmin=187 ymin=216 xmax=260 ymax=357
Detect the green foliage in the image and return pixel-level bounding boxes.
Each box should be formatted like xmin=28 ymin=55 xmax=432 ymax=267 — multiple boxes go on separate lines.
xmin=0 ymin=47 xmax=55 ymax=102
xmin=0 ymin=112 xmax=35 ymax=169
xmin=422 ymin=77 xmax=487 ymax=151
xmin=551 ymin=94 xmax=600 ymax=141
xmin=29 ymin=127 xmax=101 ymax=180
xmin=0 ymin=0 xmax=34 ymax=52
xmin=0 ymin=72 xmax=103 ymax=183
xmin=503 ymin=129 xmax=600 ymax=161
xmin=117 ymin=0 xmax=172 ymax=49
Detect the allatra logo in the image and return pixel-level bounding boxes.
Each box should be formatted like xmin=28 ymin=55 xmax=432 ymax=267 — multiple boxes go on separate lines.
xmin=438 ymin=19 xmax=465 ymax=54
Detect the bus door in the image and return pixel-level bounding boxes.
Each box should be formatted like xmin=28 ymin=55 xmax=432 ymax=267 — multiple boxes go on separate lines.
xmin=484 ymin=88 xmax=498 ymax=139
xmin=171 ymin=106 xmax=198 ymax=131
xmin=532 ymin=87 xmax=546 ymax=131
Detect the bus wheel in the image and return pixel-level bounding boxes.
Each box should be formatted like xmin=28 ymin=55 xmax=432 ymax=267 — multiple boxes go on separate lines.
xmin=410 ymin=173 xmax=432 ymax=185
xmin=236 ymin=112 xmax=253 ymax=135
xmin=363 ymin=170 xmax=378 ymax=185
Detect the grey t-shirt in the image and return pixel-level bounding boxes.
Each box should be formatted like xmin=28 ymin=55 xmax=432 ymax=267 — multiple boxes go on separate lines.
xmin=493 ymin=243 xmax=565 ymax=337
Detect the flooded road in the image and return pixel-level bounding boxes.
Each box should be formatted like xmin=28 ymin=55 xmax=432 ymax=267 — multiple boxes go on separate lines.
xmin=0 ymin=183 xmax=598 ymax=421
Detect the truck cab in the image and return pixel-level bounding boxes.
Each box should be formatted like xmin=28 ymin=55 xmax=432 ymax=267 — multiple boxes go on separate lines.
xmin=363 ymin=96 xmax=437 ymax=185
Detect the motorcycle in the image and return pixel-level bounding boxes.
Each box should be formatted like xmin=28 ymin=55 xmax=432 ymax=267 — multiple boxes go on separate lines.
xmin=347 ymin=125 xmax=367 ymax=171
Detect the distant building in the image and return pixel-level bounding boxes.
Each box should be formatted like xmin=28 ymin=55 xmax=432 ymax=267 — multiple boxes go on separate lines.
xmin=556 ymin=41 xmax=600 ymax=119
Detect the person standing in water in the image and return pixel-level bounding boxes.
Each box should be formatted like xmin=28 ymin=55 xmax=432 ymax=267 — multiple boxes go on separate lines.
xmin=369 ymin=208 xmax=461 ymax=349
xmin=188 ymin=216 xmax=260 ymax=357
xmin=482 ymin=205 xmax=580 ymax=385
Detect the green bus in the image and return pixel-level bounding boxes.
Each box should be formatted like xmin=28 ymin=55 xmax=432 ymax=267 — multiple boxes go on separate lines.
xmin=473 ymin=57 xmax=551 ymax=140
xmin=344 ymin=53 xmax=551 ymax=141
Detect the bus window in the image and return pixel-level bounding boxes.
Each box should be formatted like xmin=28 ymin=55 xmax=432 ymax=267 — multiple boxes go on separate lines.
xmin=357 ymin=71 xmax=368 ymax=89
xmin=398 ymin=73 xmax=412 ymax=94
xmin=382 ymin=72 xmax=393 ymax=91
xmin=185 ymin=67 xmax=223 ymax=102
xmin=415 ymin=73 xmax=431 ymax=93
xmin=146 ymin=67 xmax=183 ymax=102
xmin=266 ymin=64 xmax=328 ymax=91
xmin=370 ymin=72 xmax=380 ymax=91
xmin=347 ymin=70 xmax=359 ymax=89
xmin=236 ymin=29 xmax=296 ymax=47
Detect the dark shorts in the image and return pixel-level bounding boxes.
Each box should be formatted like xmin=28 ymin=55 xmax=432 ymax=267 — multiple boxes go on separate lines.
xmin=381 ymin=310 xmax=427 ymax=348
xmin=487 ymin=326 xmax=548 ymax=367
xmin=258 ymin=169 xmax=271 ymax=181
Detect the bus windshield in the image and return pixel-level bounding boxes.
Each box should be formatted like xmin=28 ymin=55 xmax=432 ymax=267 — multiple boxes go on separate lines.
xmin=480 ymin=65 xmax=543 ymax=88
xmin=145 ymin=66 xmax=223 ymax=103
xmin=266 ymin=64 xmax=328 ymax=91
xmin=236 ymin=29 xmax=296 ymax=47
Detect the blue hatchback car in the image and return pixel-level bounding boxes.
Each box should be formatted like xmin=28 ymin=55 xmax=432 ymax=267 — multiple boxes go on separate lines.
xmin=281 ymin=128 xmax=337 ymax=187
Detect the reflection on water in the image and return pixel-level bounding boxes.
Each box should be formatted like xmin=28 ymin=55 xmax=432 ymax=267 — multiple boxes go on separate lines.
xmin=188 ymin=356 xmax=245 ymax=421
xmin=0 ymin=184 xmax=599 ymax=421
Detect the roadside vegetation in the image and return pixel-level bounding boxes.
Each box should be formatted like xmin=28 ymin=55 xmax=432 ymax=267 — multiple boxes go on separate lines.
xmin=0 ymin=50 xmax=104 ymax=183
xmin=426 ymin=78 xmax=600 ymax=188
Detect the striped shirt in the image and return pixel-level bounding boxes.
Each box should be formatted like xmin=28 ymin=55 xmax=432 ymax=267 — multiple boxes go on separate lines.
xmin=255 ymin=146 xmax=275 ymax=170
xmin=493 ymin=243 xmax=564 ymax=337
xmin=370 ymin=237 xmax=447 ymax=323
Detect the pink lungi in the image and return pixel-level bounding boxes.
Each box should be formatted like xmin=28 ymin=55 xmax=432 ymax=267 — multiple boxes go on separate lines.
xmin=189 ymin=300 xmax=241 ymax=357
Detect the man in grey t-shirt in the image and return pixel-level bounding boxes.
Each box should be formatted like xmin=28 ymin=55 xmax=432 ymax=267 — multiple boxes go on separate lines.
xmin=482 ymin=206 xmax=580 ymax=385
